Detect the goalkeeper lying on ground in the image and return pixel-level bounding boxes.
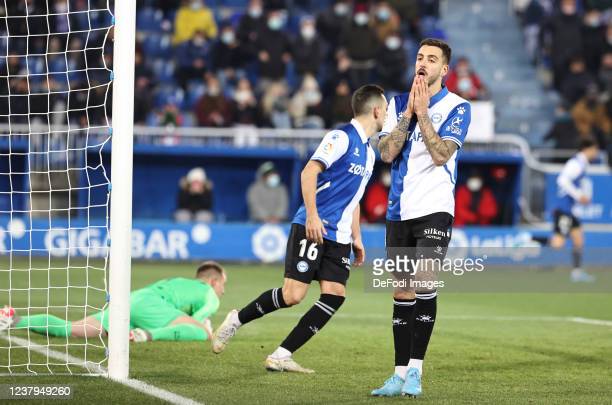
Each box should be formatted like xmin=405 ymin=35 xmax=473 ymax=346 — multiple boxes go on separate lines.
xmin=0 ymin=261 xmax=226 ymax=342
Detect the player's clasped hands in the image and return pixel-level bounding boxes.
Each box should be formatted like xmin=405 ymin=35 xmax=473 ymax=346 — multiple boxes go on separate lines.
xmin=305 ymin=214 xmax=327 ymax=245
xmin=413 ymin=75 xmax=430 ymax=116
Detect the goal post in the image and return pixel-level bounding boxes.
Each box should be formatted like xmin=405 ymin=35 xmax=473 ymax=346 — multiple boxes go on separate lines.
xmin=108 ymin=0 xmax=136 ymax=380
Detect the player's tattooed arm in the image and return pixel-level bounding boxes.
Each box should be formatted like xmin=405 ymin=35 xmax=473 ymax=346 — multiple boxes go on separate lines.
xmin=378 ymin=114 xmax=410 ymax=163
xmin=416 ymin=112 xmax=457 ymax=166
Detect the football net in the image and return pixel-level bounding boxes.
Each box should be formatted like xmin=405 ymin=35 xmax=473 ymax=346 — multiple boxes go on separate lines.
xmin=0 ymin=0 xmax=116 ymax=375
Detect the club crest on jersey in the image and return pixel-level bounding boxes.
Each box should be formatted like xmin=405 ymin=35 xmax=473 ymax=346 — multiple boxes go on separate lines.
xmin=297 ymin=260 xmax=309 ymax=273
xmin=431 ymin=113 xmax=443 ymax=123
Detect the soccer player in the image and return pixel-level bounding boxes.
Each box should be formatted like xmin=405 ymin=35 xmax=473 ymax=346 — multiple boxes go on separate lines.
xmin=211 ymin=85 xmax=386 ymax=373
xmin=0 ymin=261 xmax=226 ymax=342
xmin=550 ymin=137 xmax=600 ymax=282
xmin=371 ymin=38 xmax=471 ymax=397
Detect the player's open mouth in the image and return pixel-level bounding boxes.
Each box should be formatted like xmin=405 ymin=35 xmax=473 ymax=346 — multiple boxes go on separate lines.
xmin=417 ymin=69 xmax=427 ymax=76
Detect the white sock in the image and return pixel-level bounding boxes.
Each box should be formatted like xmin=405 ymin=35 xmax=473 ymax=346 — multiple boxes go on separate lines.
xmin=407 ymin=359 xmax=423 ymax=374
xmin=231 ymin=310 xmax=242 ymax=327
xmin=270 ymin=346 xmax=292 ymax=359
xmin=394 ymin=366 xmax=407 ymax=379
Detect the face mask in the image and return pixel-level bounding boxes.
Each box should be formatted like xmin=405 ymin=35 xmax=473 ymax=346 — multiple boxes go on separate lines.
xmin=301 ymin=26 xmax=315 ymax=40
xmin=354 ymin=13 xmax=369 ymax=26
xmin=268 ymin=17 xmax=283 ymax=31
xmin=221 ymin=31 xmax=235 ymax=44
xmin=266 ymin=174 xmax=280 ymax=187
xmin=234 ymin=90 xmax=251 ymax=103
xmin=381 ymin=173 xmax=391 ymax=187
xmin=304 ymin=90 xmax=321 ymax=104
xmin=467 ymin=177 xmax=483 ymax=192
xmin=334 ymin=3 xmax=349 ymax=16
xmin=208 ymin=86 xmax=220 ymax=97
xmin=191 ymin=0 xmax=203 ymax=10
xmin=385 ymin=37 xmax=401 ymax=50
xmin=585 ymin=16 xmax=600 ymax=27
xmin=377 ymin=8 xmax=391 ymax=21
xmin=193 ymin=37 xmax=205 ymax=46
xmin=458 ymin=77 xmax=472 ymax=93
xmin=56 ymin=3 xmax=68 ymax=13
xmin=248 ymin=7 xmax=262 ymax=18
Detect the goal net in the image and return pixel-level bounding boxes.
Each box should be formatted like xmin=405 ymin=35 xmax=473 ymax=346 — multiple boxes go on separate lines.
xmin=0 ymin=0 xmax=117 ymax=375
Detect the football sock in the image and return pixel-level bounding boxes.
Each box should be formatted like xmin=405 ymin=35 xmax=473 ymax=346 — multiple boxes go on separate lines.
xmin=407 ymin=358 xmax=423 ymax=375
xmin=572 ymin=247 xmax=582 ymax=269
xmin=149 ymin=324 xmax=207 ymax=341
xmin=269 ymin=346 xmax=292 ymax=359
xmin=411 ymin=291 xmax=437 ymax=360
xmin=16 ymin=315 xmax=72 ymax=337
xmin=393 ymin=298 xmax=415 ymax=377
xmin=238 ymin=288 xmax=288 ymax=325
xmin=279 ymin=294 xmax=345 ymax=353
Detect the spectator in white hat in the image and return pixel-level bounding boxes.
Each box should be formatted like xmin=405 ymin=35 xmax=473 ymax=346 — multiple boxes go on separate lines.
xmin=175 ymin=167 xmax=214 ymax=223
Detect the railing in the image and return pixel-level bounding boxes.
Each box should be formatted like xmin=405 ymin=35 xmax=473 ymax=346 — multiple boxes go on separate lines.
xmin=2 ymin=124 xmax=609 ymax=224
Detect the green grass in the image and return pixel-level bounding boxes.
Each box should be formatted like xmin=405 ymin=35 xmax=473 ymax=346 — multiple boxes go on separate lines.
xmin=2 ymin=261 xmax=612 ymax=404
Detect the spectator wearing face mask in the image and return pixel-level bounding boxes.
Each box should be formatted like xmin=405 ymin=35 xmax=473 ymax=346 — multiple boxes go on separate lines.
xmin=326 ymin=79 xmax=353 ymax=127
xmin=376 ymin=33 xmax=408 ymax=94
xmin=173 ymin=0 xmax=217 ymax=44
xmin=211 ymin=25 xmax=247 ymax=73
xmin=289 ymin=74 xmax=325 ymax=128
xmin=254 ymin=9 xmax=292 ymax=85
xmin=260 ymin=81 xmax=292 ymax=128
xmin=237 ymin=0 xmax=266 ymax=62
xmin=371 ymin=2 xmax=401 ymax=43
xmin=454 ymin=173 xmax=499 ymax=227
xmin=175 ymin=167 xmax=214 ymax=223
xmin=316 ymin=0 xmax=352 ymax=53
xmin=195 ymin=74 xmax=233 ymax=127
xmin=540 ymin=0 xmax=584 ymax=89
xmin=339 ymin=4 xmax=381 ymax=87
xmin=175 ymin=30 xmax=209 ymax=89
xmin=247 ymin=162 xmax=289 ymax=223
xmin=364 ymin=168 xmax=391 ymax=223
xmin=231 ymin=77 xmax=259 ymax=125
xmin=581 ymin=9 xmax=608 ymax=74
xmin=445 ymin=57 xmax=488 ymax=101
xmin=291 ymin=16 xmax=324 ymax=77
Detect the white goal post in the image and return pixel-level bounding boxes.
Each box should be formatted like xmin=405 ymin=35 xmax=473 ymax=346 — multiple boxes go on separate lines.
xmin=108 ymin=0 xmax=136 ymax=380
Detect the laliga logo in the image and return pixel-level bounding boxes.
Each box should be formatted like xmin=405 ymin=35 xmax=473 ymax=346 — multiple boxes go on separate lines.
xmin=449 ymin=229 xmax=541 ymax=262
xmin=0 ymin=218 xmax=27 ymax=253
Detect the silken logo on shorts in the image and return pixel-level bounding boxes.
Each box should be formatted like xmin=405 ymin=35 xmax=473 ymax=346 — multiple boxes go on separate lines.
xmin=423 ymin=228 xmax=448 ymax=240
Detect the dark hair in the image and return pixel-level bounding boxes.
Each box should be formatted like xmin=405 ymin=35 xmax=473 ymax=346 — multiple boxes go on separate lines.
xmin=351 ymin=84 xmax=385 ymax=116
xmin=579 ymin=137 xmax=598 ymax=151
xmin=419 ymin=38 xmax=452 ymax=64
xmin=196 ymin=261 xmax=225 ymax=279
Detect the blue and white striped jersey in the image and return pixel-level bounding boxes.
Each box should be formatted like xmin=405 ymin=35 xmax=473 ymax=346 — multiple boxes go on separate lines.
xmin=293 ymin=119 xmax=375 ymax=244
xmin=555 ymin=152 xmax=590 ymax=214
xmin=379 ymin=86 xmax=471 ymax=221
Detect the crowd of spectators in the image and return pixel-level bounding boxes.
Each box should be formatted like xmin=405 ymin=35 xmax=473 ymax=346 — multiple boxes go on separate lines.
xmin=516 ymin=0 xmax=611 ymax=157
xmin=134 ymin=0 xmax=444 ymax=129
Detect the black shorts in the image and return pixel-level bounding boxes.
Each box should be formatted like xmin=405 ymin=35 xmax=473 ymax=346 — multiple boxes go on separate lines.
xmin=553 ymin=210 xmax=580 ymax=237
xmin=284 ymin=224 xmax=352 ymax=286
xmin=386 ymin=212 xmax=454 ymax=258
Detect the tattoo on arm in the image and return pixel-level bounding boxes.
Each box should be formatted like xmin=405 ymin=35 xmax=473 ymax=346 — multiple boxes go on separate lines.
xmin=379 ymin=114 xmax=411 ymax=162
xmin=416 ymin=112 xmax=457 ymax=165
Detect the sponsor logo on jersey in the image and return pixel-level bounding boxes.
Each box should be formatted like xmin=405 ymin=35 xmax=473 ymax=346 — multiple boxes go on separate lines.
xmin=348 ymin=163 xmax=371 ymax=177
xmin=297 ymin=260 xmax=309 ymax=273
xmin=409 ymin=131 xmax=423 ymax=142
xmin=446 ymin=116 xmax=463 ymax=136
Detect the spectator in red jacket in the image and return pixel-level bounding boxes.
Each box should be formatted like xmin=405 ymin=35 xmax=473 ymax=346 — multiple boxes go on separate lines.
xmin=363 ymin=169 xmax=391 ymax=223
xmin=445 ymin=57 xmax=488 ymax=101
xmin=454 ymin=173 xmax=498 ymax=226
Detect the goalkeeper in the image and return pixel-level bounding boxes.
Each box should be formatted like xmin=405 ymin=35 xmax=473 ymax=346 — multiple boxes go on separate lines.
xmin=0 ymin=261 xmax=226 ymax=342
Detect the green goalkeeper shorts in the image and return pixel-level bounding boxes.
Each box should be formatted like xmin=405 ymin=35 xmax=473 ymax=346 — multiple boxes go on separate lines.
xmin=92 ymin=290 xmax=185 ymax=331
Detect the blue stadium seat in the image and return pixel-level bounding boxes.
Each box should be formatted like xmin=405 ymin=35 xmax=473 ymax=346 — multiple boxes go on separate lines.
xmin=137 ymin=7 xmax=165 ymax=32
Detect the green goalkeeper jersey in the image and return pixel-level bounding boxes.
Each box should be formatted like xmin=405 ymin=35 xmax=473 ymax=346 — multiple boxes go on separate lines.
xmin=140 ymin=278 xmax=220 ymax=322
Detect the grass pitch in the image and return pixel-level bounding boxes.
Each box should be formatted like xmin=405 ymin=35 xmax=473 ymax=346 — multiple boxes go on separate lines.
xmin=1 ymin=261 xmax=611 ymax=404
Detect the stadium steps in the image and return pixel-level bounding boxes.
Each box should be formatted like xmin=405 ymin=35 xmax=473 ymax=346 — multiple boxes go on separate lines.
xmin=439 ymin=0 xmax=554 ymax=143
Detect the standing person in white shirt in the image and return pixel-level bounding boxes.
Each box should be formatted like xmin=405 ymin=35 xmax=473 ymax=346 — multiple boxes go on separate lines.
xmin=371 ymin=38 xmax=471 ymax=398
xmin=551 ymin=137 xmax=600 ymax=282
